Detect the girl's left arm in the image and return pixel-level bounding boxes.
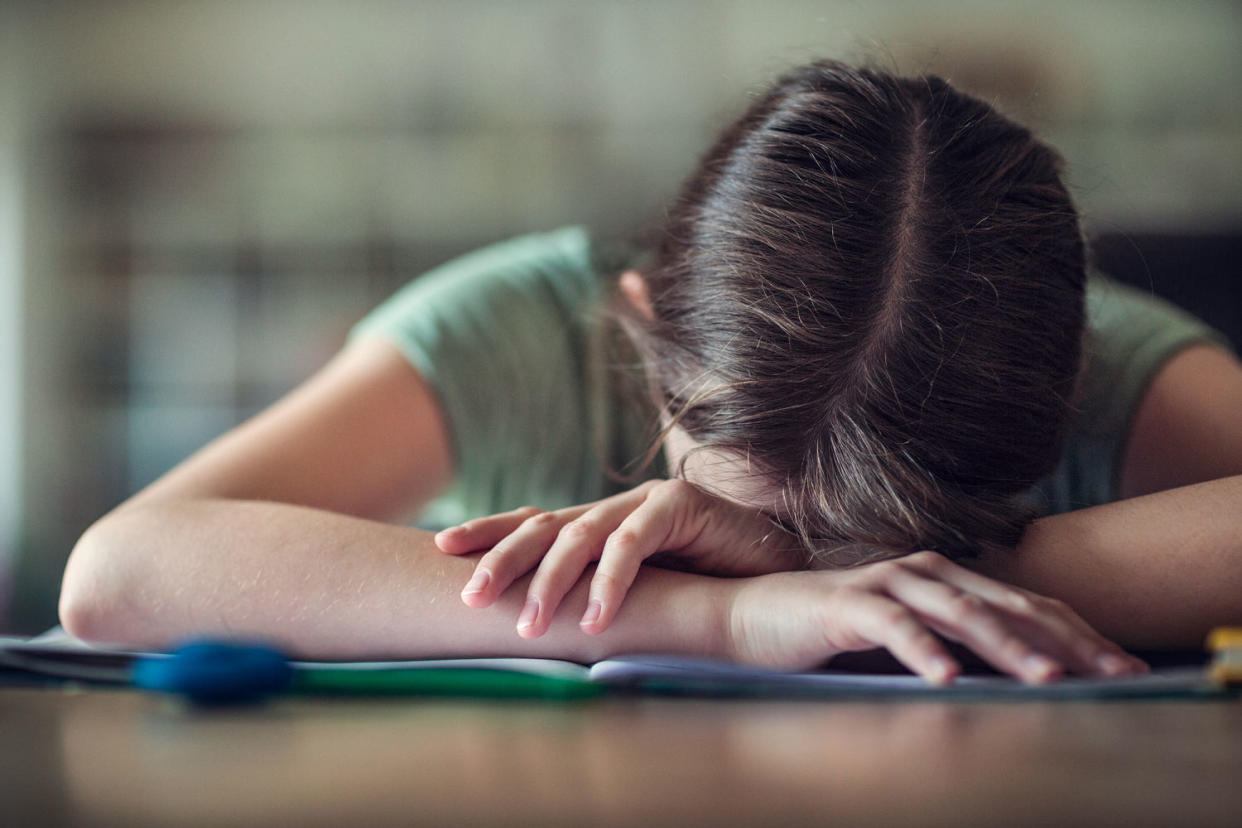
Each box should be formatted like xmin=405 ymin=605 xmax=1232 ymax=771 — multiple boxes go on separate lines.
xmin=974 ymin=345 xmax=1242 ymax=648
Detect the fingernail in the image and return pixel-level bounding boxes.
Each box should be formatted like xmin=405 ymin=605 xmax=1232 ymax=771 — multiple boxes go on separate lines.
xmin=1095 ymin=653 xmax=1131 ymax=675
xmin=1024 ymin=654 xmax=1060 ymax=680
xmin=517 ymin=597 xmax=540 ymax=632
xmin=461 ymin=569 xmax=490 ymax=596
xmin=580 ymin=599 xmax=603 ymax=628
xmin=928 ymin=657 xmax=957 ymax=685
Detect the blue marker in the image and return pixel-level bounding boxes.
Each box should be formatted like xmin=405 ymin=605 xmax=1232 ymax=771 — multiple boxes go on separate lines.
xmin=132 ymin=641 xmax=294 ymax=704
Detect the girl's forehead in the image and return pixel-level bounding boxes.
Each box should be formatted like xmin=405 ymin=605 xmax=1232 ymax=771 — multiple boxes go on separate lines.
xmin=662 ymin=426 xmax=785 ymax=514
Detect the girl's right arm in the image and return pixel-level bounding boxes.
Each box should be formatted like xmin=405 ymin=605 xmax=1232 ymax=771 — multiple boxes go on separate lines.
xmin=59 ymin=338 xmax=723 ymax=660
xmin=61 ymin=497 xmax=732 ymax=662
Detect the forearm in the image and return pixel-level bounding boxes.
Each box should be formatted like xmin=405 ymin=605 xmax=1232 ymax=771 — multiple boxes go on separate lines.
xmin=975 ymin=475 xmax=1242 ymax=649
xmin=60 ymin=499 xmax=729 ymax=661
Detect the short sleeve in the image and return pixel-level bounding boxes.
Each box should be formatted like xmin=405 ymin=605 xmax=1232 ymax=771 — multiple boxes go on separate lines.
xmin=349 ymin=227 xmax=614 ymax=525
xmin=1033 ymin=275 xmax=1235 ymax=514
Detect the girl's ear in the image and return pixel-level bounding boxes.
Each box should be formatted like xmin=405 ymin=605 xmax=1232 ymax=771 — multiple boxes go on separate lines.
xmin=619 ymin=270 xmax=655 ymax=320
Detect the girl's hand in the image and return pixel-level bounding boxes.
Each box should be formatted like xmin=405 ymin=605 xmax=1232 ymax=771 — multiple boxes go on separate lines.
xmin=434 ymin=479 xmax=804 ymax=638
xmin=726 ymin=551 xmax=1149 ymax=684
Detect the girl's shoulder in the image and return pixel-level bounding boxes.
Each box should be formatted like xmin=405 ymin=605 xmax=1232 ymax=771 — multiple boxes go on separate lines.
xmin=348 ymin=227 xmax=629 ymax=523
xmin=1081 ymin=274 xmax=1233 ymax=442
xmin=352 ymin=226 xmax=601 ymax=339
xmin=1033 ymin=273 xmax=1234 ymax=513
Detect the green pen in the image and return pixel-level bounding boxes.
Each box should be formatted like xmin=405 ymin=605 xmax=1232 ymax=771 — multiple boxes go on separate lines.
xmin=291 ymin=666 xmax=607 ymax=700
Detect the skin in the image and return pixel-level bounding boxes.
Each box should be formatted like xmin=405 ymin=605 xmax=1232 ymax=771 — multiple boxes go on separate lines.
xmin=57 ymin=275 xmax=1242 ymax=684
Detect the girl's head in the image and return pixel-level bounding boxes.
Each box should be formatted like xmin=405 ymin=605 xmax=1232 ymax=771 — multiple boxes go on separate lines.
xmin=623 ymin=59 xmax=1086 ymax=565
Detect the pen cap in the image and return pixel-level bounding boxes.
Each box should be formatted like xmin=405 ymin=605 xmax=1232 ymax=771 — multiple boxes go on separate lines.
xmin=133 ymin=640 xmax=294 ymax=705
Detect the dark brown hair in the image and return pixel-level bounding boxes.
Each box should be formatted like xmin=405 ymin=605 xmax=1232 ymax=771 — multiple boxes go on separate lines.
xmin=624 ymin=60 xmax=1086 ymax=564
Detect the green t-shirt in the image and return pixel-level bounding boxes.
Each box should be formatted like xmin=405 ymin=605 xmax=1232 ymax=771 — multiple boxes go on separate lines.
xmin=350 ymin=226 xmax=1230 ymax=525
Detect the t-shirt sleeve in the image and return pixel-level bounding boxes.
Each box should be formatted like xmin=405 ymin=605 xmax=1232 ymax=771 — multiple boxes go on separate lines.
xmin=348 ymin=226 xmax=608 ymax=525
xmin=1034 ymin=275 xmax=1235 ymax=514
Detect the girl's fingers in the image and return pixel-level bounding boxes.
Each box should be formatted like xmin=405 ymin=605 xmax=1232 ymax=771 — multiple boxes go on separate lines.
xmin=520 ymin=485 xmax=661 ymax=638
xmin=581 ymin=536 xmax=648 ymax=635
xmin=460 ymin=511 xmax=567 ymax=608
xmin=977 ymin=589 xmax=1141 ymax=676
xmin=1008 ymin=597 xmax=1147 ymax=675
xmin=581 ymin=491 xmax=683 ymax=634
xmin=835 ymin=591 xmax=961 ymax=685
xmin=895 ymin=552 xmax=1146 ymax=676
xmin=881 ymin=569 xmax=1062 ymax=683
xmin=988 ymin=608 xmax=1139 ymax=677
xmin=897 ymin=550 xmax=1066 ymax=614
xmin=435 ymin=506 xmax=552 ymax=555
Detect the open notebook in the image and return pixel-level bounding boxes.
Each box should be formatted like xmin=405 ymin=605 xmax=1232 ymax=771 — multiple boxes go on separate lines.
xmin=0 ymin=627 xmax=1225 ymax=701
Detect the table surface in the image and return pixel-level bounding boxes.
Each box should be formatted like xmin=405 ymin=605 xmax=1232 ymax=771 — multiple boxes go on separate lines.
xmin=3 ymin=684 xmax=1241 ymax=827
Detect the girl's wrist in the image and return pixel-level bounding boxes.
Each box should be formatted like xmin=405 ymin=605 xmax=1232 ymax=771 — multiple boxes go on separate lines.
xmin=652 ymin=569 xmax=743 ymax=662
xmin=708 ymin=577 xmax=747 ymax=662
xmin=578 ymin=567 xmax=742 ymax=663
xmin=715 ymin=574 xmax=761 ymax=663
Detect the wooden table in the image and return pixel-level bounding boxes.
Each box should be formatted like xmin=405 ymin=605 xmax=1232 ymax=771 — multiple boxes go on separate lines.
xmin=3 ymin=684 xmax=1241 ymax=827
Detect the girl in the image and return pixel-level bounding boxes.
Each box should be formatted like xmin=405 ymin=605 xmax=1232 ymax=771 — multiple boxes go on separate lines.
xmin=59 ymin=61 xmax=1242 ymax=685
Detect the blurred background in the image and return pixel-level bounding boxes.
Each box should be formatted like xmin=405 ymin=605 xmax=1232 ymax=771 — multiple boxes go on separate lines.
xmin=1 ymin=0 xmax=1239 ymax=632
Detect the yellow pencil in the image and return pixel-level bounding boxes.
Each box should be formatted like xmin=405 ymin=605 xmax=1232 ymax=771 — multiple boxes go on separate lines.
xmin=1206 ymin=627 xmax=1242 ymax=652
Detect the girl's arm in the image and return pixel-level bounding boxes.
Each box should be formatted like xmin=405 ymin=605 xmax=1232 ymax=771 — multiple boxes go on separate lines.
xmin=61 ymin=498 xmax=727 ymax=661
xmin=60 ymin=338 xmax=721 ymax=660
xmin=60 ymin=338 xmax=1133 ymax=681
xmin=975 ymin=345 xmax=1242 ymax=648
xmin=65 ymin=495 xmax=1141 ymax=682
xmin=106 ymin=338 xmax=456 ymax=524
xmin=60 ymin=337 xmax=455 ymax=646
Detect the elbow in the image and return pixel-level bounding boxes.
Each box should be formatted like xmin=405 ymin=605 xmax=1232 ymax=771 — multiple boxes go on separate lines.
xmin=57 ymin=592 xmax=102 ymax=644
xmin=59 ymin=517 xmax=140 ymax=644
